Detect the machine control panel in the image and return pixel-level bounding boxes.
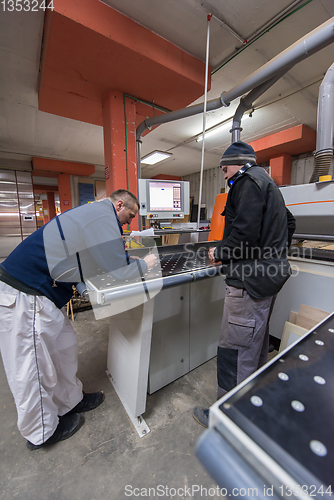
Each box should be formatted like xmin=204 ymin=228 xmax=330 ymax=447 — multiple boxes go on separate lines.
xmin=148 ymin=213 xmax=184 ymax=218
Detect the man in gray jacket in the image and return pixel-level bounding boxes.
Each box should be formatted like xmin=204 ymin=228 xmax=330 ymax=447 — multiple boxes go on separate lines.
xmin=0 ymin=189 xmax=157 ymax=449
xmin=193 ymin=141 xmax=296 ymax=427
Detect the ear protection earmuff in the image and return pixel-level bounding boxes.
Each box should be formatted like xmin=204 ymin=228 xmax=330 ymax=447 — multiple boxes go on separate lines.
xmin=227 ymin=162 xmax=256 ymax=188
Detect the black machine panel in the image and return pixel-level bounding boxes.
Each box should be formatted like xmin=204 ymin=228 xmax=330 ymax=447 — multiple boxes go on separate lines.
xmin=87 ymin=242 xmax=221 ymax=293
xmin=158 ymin=248 xmax=213 ymax=277
xmin=218 ymin=313 xmax=334 ymax=488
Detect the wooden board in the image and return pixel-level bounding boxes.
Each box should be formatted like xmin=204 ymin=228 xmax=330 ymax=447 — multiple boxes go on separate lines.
xmin=298 ymin=304 xmax=329 ymax=324
xmin=279 ymin=321 xmax=308 ymax=352
xmin=288 ymin=311 xmax=298 ymax=323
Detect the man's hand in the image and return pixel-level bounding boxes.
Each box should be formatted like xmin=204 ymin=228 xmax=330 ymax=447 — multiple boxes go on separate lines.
xmin=208 ymin=247 xmax=221 ymax=265
xmin=143 ymin=253 xmax=158 ymax=270
xmin=208 ymin=247 xmax=216 ymax=263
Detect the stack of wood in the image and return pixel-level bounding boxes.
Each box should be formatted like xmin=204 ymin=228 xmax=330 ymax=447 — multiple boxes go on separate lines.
xmin=66 ymin=286 xmax=92 ymax=321
xmin=279 ymin=304 xmax=330 ymax=353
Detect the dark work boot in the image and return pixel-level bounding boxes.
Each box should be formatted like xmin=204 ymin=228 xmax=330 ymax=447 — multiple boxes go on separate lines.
xmin=65 ymin=391 xmax=105 ymax=416
xmin=192 ymin=407 xmax=209 ymax=428
xmin=27 ymin=413 xmax=84 ymax=450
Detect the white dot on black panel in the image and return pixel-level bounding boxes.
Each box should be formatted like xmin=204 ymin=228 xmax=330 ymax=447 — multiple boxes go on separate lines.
xmin=314 ymin=376 xmax=326 ymax=385
xmin=310 ymin=440 xmax=327 ymax=457
xmin=291 ymin=400 xmax=305 ymax=412
xmin=250 ymin=396 xmax=263 ymax=407
xmin=278 ymin=372 xmax=289 ymax=381
xmin=315 ymin=340 xmax=324 ymax=346
xmin=299 ymin=354 xmax=309 ymax=361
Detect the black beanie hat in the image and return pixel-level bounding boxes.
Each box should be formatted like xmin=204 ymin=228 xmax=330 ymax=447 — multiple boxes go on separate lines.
xmin=220 ymin=141 xmax=257 ymax=167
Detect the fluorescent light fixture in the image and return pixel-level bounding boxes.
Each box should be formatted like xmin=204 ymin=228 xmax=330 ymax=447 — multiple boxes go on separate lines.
xmin=196 ymin=123 xmax=230 ymax=142
xmin=141 ymin=151 xmax=172 ymax=165
xmin=196 ymin=114 xmax=252 ymax=142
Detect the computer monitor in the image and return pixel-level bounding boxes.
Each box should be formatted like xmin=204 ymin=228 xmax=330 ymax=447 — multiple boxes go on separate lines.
xmin=138 ymin=179 xmax=190 ymax=220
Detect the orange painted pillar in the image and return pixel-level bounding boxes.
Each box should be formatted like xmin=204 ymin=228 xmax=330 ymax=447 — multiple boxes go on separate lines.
xmin=125 ymin=96 xmax=140 ymax=230
xmin=125 ymin=96 xmax=138 ymax=198
xmin=47 ymin=191 xmax=56 ymax=220
xmin=58 ymin=174 xmax=72 ymax=212
xmin=42 ymin=199 xmax=50 ymax=225
xmin=103 ymin=90 xmax=127 ymax=194
xmin=42 ymin=192 xmax=56 ymax=224
xmin=102 ymin=90 xmax=138 ymax=229
xmin=270 ymin=154 xmax=292 ymax=186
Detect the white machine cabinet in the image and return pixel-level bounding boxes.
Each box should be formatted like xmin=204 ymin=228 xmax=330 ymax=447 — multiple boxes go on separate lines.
xmin=148 ymin=276 xmax=225 ymax=394
xmin=86 ymin=242 xmax=225 ymax=437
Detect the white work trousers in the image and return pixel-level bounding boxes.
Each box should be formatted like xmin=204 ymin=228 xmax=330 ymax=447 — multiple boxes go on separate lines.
xmin=0 ymin=281 xmax=83 ymax=445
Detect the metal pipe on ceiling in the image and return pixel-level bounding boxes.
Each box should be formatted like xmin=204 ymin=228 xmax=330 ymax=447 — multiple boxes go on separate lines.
xmin=136 ymin=97 xmax=223 ymax=139
xmin=137 ymin=17 xmax=334 ymax=141
xmin=136 ymin=17 xmax=334 ymax=173
xmin=231 ymin=68 xmax=293 ymax=142
xmin=220 ymin=18 xmax=334 ymax=107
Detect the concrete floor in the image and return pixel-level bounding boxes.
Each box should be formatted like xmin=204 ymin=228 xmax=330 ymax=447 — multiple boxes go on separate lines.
xmin=0 ymin=307 xmax=222 ymax=500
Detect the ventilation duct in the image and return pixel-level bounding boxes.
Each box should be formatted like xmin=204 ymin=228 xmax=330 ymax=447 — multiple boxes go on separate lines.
xmin=310 ymin=62 xmax=334 ymax=182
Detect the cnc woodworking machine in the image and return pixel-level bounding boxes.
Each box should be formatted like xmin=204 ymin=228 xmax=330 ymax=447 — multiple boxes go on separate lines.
xmin=83 ymin=181 xmax=334 ymax=439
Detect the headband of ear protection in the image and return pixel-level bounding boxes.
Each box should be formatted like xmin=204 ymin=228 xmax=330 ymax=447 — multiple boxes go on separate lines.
xmin=227 ymin=162 xmax=256 ymax=188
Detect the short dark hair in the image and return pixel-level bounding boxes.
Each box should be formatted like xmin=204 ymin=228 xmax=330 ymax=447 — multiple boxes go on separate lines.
xmin=109 ymin=189 xmax=140 ymax=209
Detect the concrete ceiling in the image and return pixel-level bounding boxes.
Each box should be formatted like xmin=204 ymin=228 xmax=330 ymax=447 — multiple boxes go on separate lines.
xmin=0 ymin=0 xmax=333 ymax=181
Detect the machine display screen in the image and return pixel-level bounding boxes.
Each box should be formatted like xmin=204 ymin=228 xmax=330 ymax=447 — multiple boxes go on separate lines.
xmin=149 ymin=181 xmax=182 ymax=212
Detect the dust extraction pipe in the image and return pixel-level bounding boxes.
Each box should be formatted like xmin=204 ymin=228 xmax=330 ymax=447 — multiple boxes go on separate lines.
xmin=219 ymin=19 xmax=334 ymax=108
xmin=137 ymin=17 xmax=334 ymax=147
xmin=136 ymin=17 xmax=334 ymax=179
xmin=309 ymin=62 xmax=334 ymax=183
xmin=230 ymin=68 xmax=293 ymax=142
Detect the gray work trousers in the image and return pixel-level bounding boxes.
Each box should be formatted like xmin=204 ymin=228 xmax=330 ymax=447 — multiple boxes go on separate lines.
xmin=217 ymin=285 xmax=276 ymax=399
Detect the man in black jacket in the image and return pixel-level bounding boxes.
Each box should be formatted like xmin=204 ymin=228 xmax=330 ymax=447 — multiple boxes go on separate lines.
xmin=193 ymin=141 xmax=296 ymax=428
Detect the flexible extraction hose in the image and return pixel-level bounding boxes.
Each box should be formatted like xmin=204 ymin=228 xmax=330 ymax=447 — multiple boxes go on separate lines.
xmin=310 ymin=62 xmax=334 ymax=182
